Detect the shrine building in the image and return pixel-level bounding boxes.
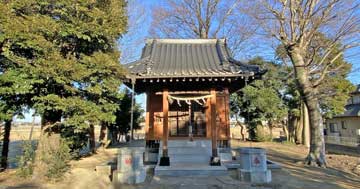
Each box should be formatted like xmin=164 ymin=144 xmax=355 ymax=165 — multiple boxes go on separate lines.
xmin=124 ymin=39 xmax=264 ymax=167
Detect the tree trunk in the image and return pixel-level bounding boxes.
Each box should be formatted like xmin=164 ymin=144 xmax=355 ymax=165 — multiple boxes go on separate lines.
xmin=1 ymin=120 xmax=12 ymax=171
xmin=99 ymin=122 xmax=107 ymax=142
xmin=302 ymin=102 xmax=310 ymax=148
xmin=288 ymin=115 xmax=297 ymax=143
xmin=269 ymin=123 xmax=274 ymax=141
xmin=289 ymin=48 xmax=326 ymax=167
xmin=89 ymin=124 xmax=96 ymax=153
xmin=283 ymin=124 xmax=289 ymax=141
xmin=33 ymin=111 xmax=62 ymax=179
xmin=40 ymin=110 xmax=62 ymax=133
xmin=235 ymin=118 xmax=246 ymax=141
xmin=295 ymin=105 xmax=304 ymax=144
xmin=305 ymin=99 xmax=326 ymax=166
xmin=240 ymin=124 xmax=246 ymax=141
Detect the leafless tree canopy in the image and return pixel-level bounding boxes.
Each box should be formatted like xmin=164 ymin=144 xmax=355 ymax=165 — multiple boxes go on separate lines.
xmin=150 ymin=0 xmax=259 ymax=57
xmin=119 ymin=0 xmax=149 ymax=63
xmin=242 ymin=0 xmax=359 ymax=166
xmin=245 ymin=0 xmax=359 ymax=87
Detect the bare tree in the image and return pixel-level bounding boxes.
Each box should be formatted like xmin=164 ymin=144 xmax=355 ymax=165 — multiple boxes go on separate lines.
xmin=119 ymin=0 xmax=149 ymax=63
xmin=150 ymin=0 xmax=258 ymax=57
xmin=244 ymin=0 xmax=359 ymax=166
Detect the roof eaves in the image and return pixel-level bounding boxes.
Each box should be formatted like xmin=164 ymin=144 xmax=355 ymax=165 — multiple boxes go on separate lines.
xmin=131 ymin=72 xmax=254 ymax=79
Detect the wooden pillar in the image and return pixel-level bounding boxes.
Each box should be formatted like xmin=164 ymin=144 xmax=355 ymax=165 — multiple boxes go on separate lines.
xmin=210 ymin=88 xmax=220 ymax=165
xmin=160 ymin=89 xmax=170 ymax=166
xmin=225 ymin=88 xmax=230 ymax=145
xmin=145 ymin=92 xmax=150 ymax=140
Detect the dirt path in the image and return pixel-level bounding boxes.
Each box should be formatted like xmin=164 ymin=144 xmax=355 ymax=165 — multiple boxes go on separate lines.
xmin=0 ymin=140 xmax=359 ymax=189
xmin=231 ymin=141 xmax=360 ymax=189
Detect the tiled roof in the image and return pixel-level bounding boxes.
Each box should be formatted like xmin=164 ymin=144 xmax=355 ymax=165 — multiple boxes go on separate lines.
xmin=335 ymin=104 xmax=360 ymax=117
xmin=124 ymin=39 xmax=261 ymax=78
xmin=354 ymin=85 xmax=360 ymax=94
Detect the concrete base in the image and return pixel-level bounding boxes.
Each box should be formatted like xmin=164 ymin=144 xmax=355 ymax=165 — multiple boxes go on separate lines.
xmin=113 ymin=169 xmax=146 ymax=184
xmin=238 ymin=169 xmax=272 ymax=183
xmin=115 ymin=147 xmax=147 ymax=184
xmin=144 ymin=151 xmax=158 ymax=164
xmin=222 ymin=162 xmax=241 ymax=169
xmin=155 ymin=163 xmax=228 ymax=176
xmin=219 ymin=152 xmax=233 ymax=162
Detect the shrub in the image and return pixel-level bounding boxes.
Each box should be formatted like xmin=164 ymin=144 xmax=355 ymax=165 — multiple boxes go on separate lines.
xmin=42 ymin=138 xmax=71 ymax=180
xmin=36 ymin=135 xmax=71 ymax=180
xmin=60 ymin=126 xmax=88 ymax=158
xmin=255 ymin=125 xmax=273 ymax=142
xmin=17 ymin=140 xmax=36 ymax=178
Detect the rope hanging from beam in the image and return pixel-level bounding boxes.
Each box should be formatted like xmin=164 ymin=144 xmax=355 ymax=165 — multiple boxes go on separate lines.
xmin=167 ymin=94 xmax=213 ymax=106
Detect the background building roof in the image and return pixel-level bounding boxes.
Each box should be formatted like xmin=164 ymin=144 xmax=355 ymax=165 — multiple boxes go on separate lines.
xmin=353 ymin=84 xmax=360 ymax=94
xmin=335 ymin=104 xmax=360 ymax=117
xmin=334 ymin=85 xmax=360 ymax=118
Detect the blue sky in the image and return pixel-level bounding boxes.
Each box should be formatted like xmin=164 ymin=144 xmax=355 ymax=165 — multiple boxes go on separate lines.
xmin=120 ymin=0 xmax=359 ymax=83
xmin=121 ymin=0 xmax=359 ymax=114
xmin=15 ymin=0 xmax=359 ymax=123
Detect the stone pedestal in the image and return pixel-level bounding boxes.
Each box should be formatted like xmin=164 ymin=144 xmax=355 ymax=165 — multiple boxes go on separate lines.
xmin=113 ymin=170 xmax=146 ymax=184
xmin=219 ymin=148 xmax=233 ymax=163
xmin=144 ymin=148 xmax=158 ymax=164
xmin=238 ymin=169 xmax=272 ymax=183
xmin=113 ymin=147 xmax=146 ymax=184
xmin=236 ymin=147 xmax=271 ymax=183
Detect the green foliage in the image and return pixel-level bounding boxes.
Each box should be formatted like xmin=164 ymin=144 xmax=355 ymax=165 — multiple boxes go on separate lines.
xmin=318 ymin=68 xmax=355 ymax=119
xmin=109 ymin=89 xmax=144 ymax=136
xmin=42 ymin=138 xmax=71 ymax=180
xmin=1 ymin=0 xmax=128 ymax=175
xmin=0 ymin=0 xmax=128 ymax=128
xmin=17 ymin=141 xmax=36 ymax=178
xmin=254 ymin=125 xmax=273 ymax=142
xmin=28 ymin=134 xmax=71 ymax=180
xmin=60 ymin=125 xmax=88 ymax=158
xmin=276 ymin=33 xmax=355 ymax=119
xmin=230 ymin=57 xmax=288 ymax=139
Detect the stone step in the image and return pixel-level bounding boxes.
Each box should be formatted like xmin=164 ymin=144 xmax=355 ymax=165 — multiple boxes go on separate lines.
xmin=166 ymin=147 xmax=212 ymax=155
xmin=160 ymin=140 xmax=212 ymax=148
xmin=169 ymin=154 xmax=210 ymax=163
xmin=158 ymin=140 xmax=214 ymax=164
xmin=154 ymin=163 xmax=228 ymax=176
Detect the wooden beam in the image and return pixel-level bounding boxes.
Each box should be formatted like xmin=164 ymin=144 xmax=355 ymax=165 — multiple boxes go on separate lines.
xmin=210 ymin=89 xmax=218 ymax=157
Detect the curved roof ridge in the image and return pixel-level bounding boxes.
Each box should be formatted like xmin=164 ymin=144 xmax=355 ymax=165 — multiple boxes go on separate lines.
xmin=146 ymin=38 xmax=224 ymax=44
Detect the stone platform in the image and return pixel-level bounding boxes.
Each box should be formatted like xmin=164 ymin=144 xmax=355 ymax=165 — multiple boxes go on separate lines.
xmin=156 ymin=140 xmax=228 ymax=176
xmin=155 ymin=163 xmax=228 ymax=176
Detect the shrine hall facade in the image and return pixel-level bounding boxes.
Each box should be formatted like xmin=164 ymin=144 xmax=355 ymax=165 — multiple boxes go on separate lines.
xmin=124 ymin=39 xmax=263 ymax=166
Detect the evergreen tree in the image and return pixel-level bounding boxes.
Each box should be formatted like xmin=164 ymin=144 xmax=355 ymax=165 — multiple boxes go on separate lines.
xmin=230 ymin=57 xmax=288 ymax=140
xmin=0 ymin=0 xmax=128 ymax=171
xmin=109 ymin=89 xmax=144 ymax=142
xmin=0 ymin=0 xmax=128 ymax=132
